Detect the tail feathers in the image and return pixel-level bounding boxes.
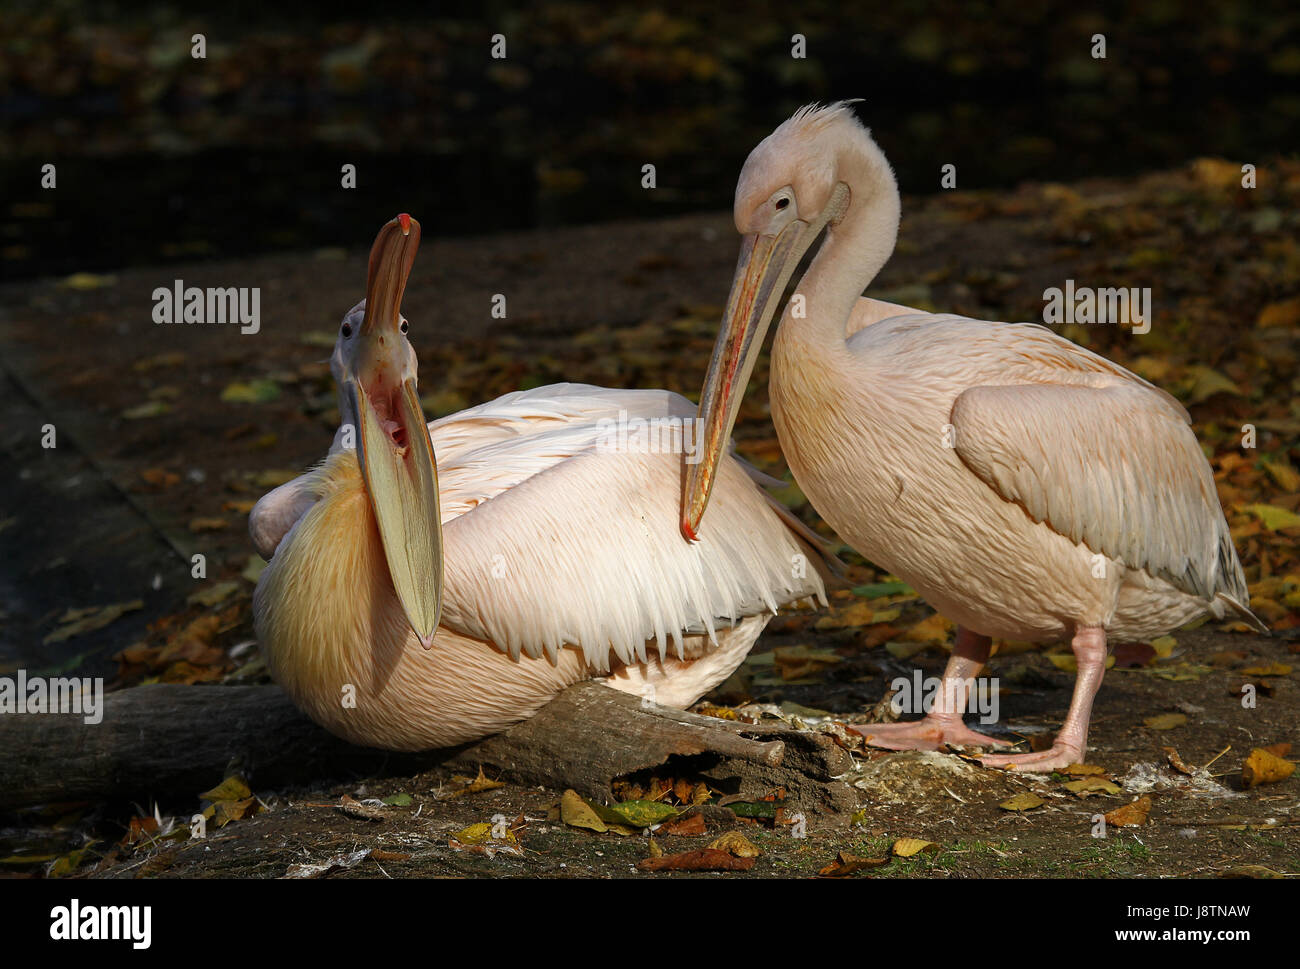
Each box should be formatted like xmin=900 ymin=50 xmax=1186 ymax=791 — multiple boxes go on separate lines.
xmin=760 ymin=491 xmax=845 ymax=589
xmin=1216 ymin=593 xmax=1269 ymax=634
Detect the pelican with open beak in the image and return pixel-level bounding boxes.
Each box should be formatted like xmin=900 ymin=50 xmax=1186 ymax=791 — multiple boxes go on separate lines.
xmin=333 ymin=214 xmax=442 ymax=648
xmin=249 ymin=214 xmax=834 ymax=751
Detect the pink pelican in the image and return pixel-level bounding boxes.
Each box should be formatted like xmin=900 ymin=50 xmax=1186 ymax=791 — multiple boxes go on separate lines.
xmin=250 ymin=214 xmax=830 ymax=751
xmin=682 ymin=103 xmax=1265 ymax=770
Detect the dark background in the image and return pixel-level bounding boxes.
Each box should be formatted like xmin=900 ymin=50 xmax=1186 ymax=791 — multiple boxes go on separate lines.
xmin=3 ymin=0 xmax=1298 ymax=281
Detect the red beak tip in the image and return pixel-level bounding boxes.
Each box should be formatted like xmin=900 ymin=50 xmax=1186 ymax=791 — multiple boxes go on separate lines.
xmin=681 ymin=518 xmax=699 ymax=543
xmin=398 ymin=213 xmax=412 ymax=235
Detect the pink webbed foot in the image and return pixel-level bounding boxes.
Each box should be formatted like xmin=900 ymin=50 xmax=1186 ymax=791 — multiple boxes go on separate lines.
xmin=979 ymin=741 xmax=1083 ymax=772
xmin=850 ymin=717 xmax=1010 ymax=752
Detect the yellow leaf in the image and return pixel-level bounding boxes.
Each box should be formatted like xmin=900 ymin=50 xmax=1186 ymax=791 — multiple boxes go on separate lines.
xmin=200 ymin=776 xmax=251 ymax=802
xmin=901 ymin=613 xmax=953 ymax=643
xmin=43 ymin=600 xmax=143 ymax=645
xmin=60 ymin=272 xmax=117 ymax=290
xmin=1183 ymin=366 xmax=1242 ymax=404
xmin=1063 ymin=777 xmax=1122 ymax=795
xmin=708 ymin=831 xmax=762 ymax=858
xmin=1243 ymin=504 xmax=1300 ymax=531
xmin=1062 ymin=763 xmax=1106 ymax=776
xmin=451 ymin=822 xmax=493 ymax=845
xmin=1149 ymin=635 xmax=1177 ymax=658
xmin=1143 ymin=713 xmax=1188 ymax=730
xmin=1257 ymin=298 xmax=1300 ymax=329
xmin=892 ymin=837 xmax=940 ymax=858
xmin=1240 ymin=663 xmax=1291 ymax=677
xmin=1242 ymin=748 xmax=1296 ymax=788
xmin=998 ymin=793 xmax=1044 ymax=812
xmin=1261 ymin=460 xmax=1300 ymax=493
xmin=560 ymin=790 xmax=607 ymax=833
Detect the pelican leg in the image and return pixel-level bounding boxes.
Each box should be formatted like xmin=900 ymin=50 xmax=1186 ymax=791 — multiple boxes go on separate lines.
xmin=981 ymin=625 xmax=1107 ymax=771
xmin=850 ymin=627 xmax=1010 ymax=751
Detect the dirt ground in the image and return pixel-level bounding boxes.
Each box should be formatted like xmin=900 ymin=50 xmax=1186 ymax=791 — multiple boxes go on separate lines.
xmin=1 ymin=159 xmax=1297 ymax=878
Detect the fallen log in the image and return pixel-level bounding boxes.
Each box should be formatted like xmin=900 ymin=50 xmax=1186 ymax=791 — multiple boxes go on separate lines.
xmin=0 ymin=681 xmax=857 ymax=812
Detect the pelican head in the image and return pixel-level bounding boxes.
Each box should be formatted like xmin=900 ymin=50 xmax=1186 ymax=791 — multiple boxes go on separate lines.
xmin=332 ymin=214 xmax=443 ymax=648
xmin=681 ymin=102 xmax=897 ymax=540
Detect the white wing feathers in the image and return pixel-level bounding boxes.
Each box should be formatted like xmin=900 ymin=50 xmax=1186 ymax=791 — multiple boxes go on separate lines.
xmin=951 ymin=378 xmax=1257 ymax=622
xmin=431 ymin=384 xmax=830 ymax=670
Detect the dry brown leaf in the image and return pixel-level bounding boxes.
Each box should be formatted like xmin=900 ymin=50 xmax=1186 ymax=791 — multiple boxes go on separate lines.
xmin=637 ymin=848 xmax=755 ymax=872
xmin=1163 ymin=747 xmax=1194 ymax=776
xmin=1104 ymin=795 xmax=1153 ymax=827
xmin=336 ymin=794 xmax=385 ymax=822
xmin=657 ymin=812 xmax=707 ymax=836
xmin=818 ymin=851 xmax=891 ymax=877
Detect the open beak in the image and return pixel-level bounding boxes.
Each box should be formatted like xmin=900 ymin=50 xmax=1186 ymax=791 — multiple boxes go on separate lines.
xmin=680 ymin=183 xmax=850 ymax=541
xmin=346 ymin=214 xmax=444 ymax=648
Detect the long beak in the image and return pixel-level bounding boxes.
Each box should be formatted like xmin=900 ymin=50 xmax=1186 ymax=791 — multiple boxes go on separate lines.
xmin=681 ymin=183 xmax=850 ymax=541
xmin=348 ymin=214 xmax=444 ymax=648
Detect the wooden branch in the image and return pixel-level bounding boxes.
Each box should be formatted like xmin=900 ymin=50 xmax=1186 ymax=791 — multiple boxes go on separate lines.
xmin=0 ymin=682 xmax=856 ymax=813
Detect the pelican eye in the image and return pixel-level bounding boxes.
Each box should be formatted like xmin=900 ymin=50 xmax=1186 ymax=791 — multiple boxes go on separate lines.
xmin=341 ymin=323 xmax=353 ymax=338
xmin=775 ymin=197 xmax=790 ymax=210
xmin=400 ymin=320 xmax=409 ymax=334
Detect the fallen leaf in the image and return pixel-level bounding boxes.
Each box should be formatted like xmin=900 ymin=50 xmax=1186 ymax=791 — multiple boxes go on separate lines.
xmin=560 ymin=789 xmax=608 ymax=833
xmin=242 ymin=555 xmax=268 ymax=583
xmin=605 ymin=799 xmax=680 ymax=828
xmin=283 ymin=849 xmax=371 ymax=878
xmin=851 ymin=581 xmax=913 ymax=599
xmin=1062 ymin=763 xmax=1107 ymax=776
xmin=1163 ymin=747 xmax=1194 ymax=776
xmin=186 ymin=581 xmax=241 ymax=607
xmin=121 ymin=400 xmax=171 ymax=420
xmin=1063 ymin=777 xmax=1122 ymax=796
xmin=1243 ymin=504 xmax=1300 ymax=531
xmin=60 ymin=272 xmax=117 ymax=289
xmin=1241 ymin=748 xmax=1296 ymax=788
xmin=637 ymin=848 xmax=755 ymax=872
xmin=708 ymin=831 xmax=761 ymax=858
xmin=892 ymin=837 xmax=940 ymax=858
xmin=43 ymin=600 xmax=143 ymax=645
xmin=1239 ymin=663 xmax=1291 ymax=677
xmin=1219 ymin=865 xmax=1284 ymax=879
xmin=199 ymin=777 xmax=252 ymax=803
xmin=441 ymin=767 xmax=506 ymax=800
xmin=188 ymin=517 xmax=229 ymax=532
xmin=656 ymin=813 xmax=706 ymax=836
xmin=818 ymin=851 xmax=891 ymax=876
xmin=220 ymin=379 xmax=281 ymax=404
xmin=336 ymin=794 xmax=385 ymax=821
xmin=1104 ymin=795 xmax=1153 ymax=827
xmin=140 ymin=468 xmax=180 ymax=488
xmin=1143 ymin=713 xmax=1188 ymax=730
xmin=901 ymin=613 xmax=953 ymax=643
xmin=998 ymin=792 xmax=1044 ymax=812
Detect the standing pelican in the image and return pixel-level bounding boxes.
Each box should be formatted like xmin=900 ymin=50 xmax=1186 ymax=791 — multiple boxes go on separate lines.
xmin=683 ymin=103 xmax=1265 ymax=770
xmin=250 ymin=214 xmax=830 ymax=751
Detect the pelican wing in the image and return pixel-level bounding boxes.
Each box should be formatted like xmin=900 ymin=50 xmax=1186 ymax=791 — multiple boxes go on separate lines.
xmin=430 ymin=384 xmax=830 ymax=671
xmin=950 ymin=378 xmax=1255 ymax=617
